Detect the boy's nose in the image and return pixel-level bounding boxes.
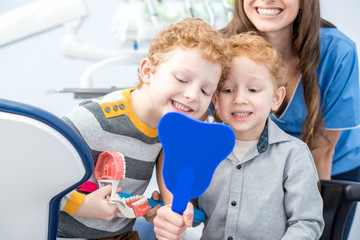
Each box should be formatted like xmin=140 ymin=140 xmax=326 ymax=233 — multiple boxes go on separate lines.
xmin=183 ymin=87 xmax=198 ymax=102
xmin=233 ymin=92 xmax=248 ymax=105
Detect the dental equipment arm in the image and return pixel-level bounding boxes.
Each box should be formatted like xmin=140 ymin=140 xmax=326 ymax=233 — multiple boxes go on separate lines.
xmin=0 ymin=0 xmax=87 ymax=47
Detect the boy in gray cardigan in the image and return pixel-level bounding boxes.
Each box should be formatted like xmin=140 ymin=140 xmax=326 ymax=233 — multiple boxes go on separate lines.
xmin=154 ymin=32 xmax=324 ymax=240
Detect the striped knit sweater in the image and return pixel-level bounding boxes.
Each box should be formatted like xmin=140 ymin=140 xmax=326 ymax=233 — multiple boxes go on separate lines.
xmin=57 ymin=88 xmax=162 ymax=238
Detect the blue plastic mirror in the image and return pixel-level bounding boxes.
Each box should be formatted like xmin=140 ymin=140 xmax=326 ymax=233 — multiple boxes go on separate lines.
xmin=158 ymin=112 xmax=235 ymax=215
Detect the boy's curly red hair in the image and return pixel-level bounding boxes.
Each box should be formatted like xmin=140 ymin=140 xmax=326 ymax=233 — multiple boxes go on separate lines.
xmin=225 ymin=31 xmax=287 ymax=90
xmin=137 ymin=18 xmax=231 ymax=88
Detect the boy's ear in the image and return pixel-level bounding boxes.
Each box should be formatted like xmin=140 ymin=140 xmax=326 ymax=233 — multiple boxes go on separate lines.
xmin=212 ymin=94 xmax=218 ymax=107
xmin=139 ymin=58 xmax=153 ymax=84
xmin=271 ymin=86 xmax=286 ymax=112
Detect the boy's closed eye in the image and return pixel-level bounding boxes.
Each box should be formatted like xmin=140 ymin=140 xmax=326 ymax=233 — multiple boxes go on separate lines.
xmin=201 ymin=89 xmax=210 ymax=96
xmin=175 ymin=73 xmax=215 ymax=97
xmin=175 ymin=76 xmax=187 ymax=83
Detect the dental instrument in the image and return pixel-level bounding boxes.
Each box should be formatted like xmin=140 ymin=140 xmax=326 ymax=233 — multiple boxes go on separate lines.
xmin=145 ymin=0 xmax=159 ymax=28
xmin=184 ymin=0 xmax=195 ymax=17
xmin=203 ymin=0 xmax=215 ymax=27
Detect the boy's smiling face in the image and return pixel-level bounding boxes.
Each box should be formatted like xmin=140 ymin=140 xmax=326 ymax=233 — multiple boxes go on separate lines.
xmin=141 ymin=48 xmax=222 ymax=122
xmin=214 ymin=55 xmax=285 ymax=140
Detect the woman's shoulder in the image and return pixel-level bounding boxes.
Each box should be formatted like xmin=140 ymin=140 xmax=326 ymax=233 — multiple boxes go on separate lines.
xmin=318 ymin=27 xmax=358 ymax=76
xmin=319 ymin=27 xmax=357 ymax=52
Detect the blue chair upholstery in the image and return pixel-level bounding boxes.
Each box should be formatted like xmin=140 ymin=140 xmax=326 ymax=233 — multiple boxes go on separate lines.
xmin=0 ymin=99 xmax=93 ymax=240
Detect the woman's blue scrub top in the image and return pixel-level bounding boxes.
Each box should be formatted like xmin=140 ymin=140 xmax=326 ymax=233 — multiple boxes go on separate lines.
xmin=271 ymin=27 xmax=360 ymax=175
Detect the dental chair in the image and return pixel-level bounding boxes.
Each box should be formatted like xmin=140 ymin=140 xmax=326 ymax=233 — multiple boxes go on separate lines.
xmin=320 ymin=179 xmax=360 ymax=240
xmin=0 ymin=99 xmax=93 ymax=240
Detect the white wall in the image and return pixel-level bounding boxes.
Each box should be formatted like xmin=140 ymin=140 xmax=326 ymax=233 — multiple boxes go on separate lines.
xmin=321 ymin=0 xmax=360 ymax=63
xmin=1 ymin=0 xmax=359 ymax=239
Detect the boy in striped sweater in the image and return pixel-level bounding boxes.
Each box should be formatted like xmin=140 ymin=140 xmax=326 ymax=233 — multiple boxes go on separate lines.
xmin=57 ymin=18 xmax=230 ymax=239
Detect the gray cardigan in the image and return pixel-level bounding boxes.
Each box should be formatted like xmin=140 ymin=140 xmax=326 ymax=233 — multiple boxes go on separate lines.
xmin=192 ymin=118 xmax=324 ymax=240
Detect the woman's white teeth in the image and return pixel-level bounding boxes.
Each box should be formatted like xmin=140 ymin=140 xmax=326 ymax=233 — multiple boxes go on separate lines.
xmin=257 ymin=8 xmax=281 ymax=16
xmin=173 ymin=101 xmax=191 ymax=112
xmin=233 ymin=112 xmax=250 ymax=117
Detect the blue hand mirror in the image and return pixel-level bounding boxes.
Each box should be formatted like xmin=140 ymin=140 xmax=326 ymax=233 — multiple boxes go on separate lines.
xmin=158 ymin=112 xmax=235 ymax=215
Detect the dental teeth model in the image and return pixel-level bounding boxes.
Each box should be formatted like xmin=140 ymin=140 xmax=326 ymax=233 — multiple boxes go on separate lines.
xmin=94 ymin=151 xmax=151 ymax=218
xmin=92 ymin=150 xmax=205 ymax=222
